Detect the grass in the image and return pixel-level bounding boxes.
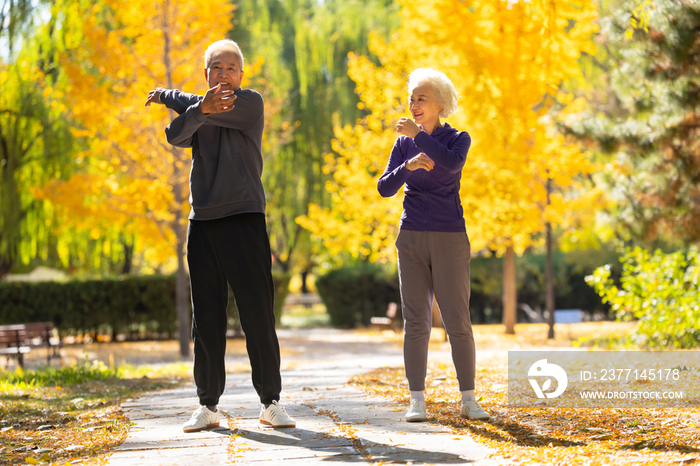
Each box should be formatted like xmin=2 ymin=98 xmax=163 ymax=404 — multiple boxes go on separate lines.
xmin=0 ymin=361 xmax=191 ymax=466
xmin=349 ymin=322 xmax=700 ymax=466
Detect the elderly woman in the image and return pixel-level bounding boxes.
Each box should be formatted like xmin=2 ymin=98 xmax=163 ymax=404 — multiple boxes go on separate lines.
xmin=377 ymin=68 xmax=489 ymax=422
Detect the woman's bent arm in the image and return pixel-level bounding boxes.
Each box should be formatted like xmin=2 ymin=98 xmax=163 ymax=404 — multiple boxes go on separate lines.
xmin=378 ymin=139 xmax=411 ymax=197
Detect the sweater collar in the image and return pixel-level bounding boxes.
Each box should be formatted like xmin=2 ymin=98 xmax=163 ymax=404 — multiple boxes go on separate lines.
xmin=428 ymin=122 xmax=456 ymax=137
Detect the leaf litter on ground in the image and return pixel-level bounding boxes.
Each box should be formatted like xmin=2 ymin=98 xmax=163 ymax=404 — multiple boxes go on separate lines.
xmin=350 ymin=323 xmax=700 ymax=466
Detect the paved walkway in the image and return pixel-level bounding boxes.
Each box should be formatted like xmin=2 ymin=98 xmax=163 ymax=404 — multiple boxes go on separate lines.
xmin=107 ymin=329 xmax=507 ymax=465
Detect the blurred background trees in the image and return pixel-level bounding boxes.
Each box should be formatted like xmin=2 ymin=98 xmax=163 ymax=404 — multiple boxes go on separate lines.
xmin=230 ymin=0 xmax=399 ymax=284
xmin=561 ymin=0 xmax=700 ymax=247
xmin=0 ymin=0 xmax=74 ymax=279
xmin=1 ymin=0 xmax=698 ymax=348
xmin=297 ymin=0 xmax=601 ymax=335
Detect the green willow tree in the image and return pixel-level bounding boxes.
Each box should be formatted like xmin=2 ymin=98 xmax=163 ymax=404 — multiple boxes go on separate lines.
xmin=0 ymin=3 xmax=75 ymax=279
xmin=0 ymin=0 xmax=34 ymax=57
xmin=1 ymin=1 xmax=139 ymax=280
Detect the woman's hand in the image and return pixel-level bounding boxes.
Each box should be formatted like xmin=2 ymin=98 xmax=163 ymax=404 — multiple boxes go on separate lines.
xmin=406 ymin=153 xmax=434 ymax=172
xmin=396 ymin=117 xmax=421 ymax=138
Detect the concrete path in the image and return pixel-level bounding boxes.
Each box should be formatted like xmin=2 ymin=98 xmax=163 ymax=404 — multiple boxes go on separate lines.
xmin=107 ymin=329 xmax=507 ymax=465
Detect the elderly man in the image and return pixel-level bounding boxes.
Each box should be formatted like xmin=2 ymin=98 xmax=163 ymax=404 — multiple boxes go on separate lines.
xmin=145 ymin=39 xmax=295 ymax=432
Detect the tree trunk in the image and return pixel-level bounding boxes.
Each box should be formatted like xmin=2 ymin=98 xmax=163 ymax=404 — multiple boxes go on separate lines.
xmin=0 ymin=255 xmax=12 ymax=282
xmin=546 ymin=176 xmax=555 ymax=339
xmin=300 ymin=270 xmax=309 ymax=294
xmin=361 ymin=258 xmax=371 ymax=326
xmin=546 ymin=221 xmax=555 ymax=339
xmin=503 ymin=245 xmax=517 ymax=335
xmin=273 ymin=272 xmax=292 ymax=327
xmin=175 ymin=231 xmax=190 ymax=357
xmin=162 ymin=8 xmax=190 ymax=357
xmin=120 ymin=236 xmax=133 ymax=275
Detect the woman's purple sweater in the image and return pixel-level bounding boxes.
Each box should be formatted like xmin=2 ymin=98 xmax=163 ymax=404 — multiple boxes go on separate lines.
xmin=377 ymin=123 xmax=471 ymax=232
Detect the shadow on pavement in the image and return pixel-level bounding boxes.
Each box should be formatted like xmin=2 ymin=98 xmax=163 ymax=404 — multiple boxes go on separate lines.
xmin=231 ymin=426 xmax=476 ymax=464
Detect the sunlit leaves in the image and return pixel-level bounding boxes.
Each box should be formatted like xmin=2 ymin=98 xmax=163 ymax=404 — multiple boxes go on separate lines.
xmin=238 ymin=0 xmax=401 ymax=272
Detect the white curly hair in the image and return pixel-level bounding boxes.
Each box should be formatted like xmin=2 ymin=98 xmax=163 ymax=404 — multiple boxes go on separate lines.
xmin=407 ymin=68 xmax=458 ymax=119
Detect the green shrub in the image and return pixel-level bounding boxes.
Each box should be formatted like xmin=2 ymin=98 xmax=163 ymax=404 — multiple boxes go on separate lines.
xmin=316 ymin=263 xmax=400 ymax=328
xmin=586 ymin=247 xmax=700 ymax=348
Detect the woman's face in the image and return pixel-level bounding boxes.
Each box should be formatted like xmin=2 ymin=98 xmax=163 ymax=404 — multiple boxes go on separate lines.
xmin=409 ymin=84 xmax=442 ymax=128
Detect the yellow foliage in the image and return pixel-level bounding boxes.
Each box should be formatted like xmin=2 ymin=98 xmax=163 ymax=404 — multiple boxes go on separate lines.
xmin=38 ymin=0 xmax=235 ymax=268
xmin=299 ymin=0 xmax=602 ymax=261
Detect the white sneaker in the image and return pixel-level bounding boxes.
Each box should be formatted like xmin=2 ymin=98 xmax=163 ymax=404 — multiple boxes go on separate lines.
xmin=259 ymin=401 xmax=296 ymax=428
xmin=460 ymin=400 xmax=490 ymax=420
xmin=182 ymin=406 xmax=220 ymax=433
xmin=405 ymin=399 xmax=427 ymax=422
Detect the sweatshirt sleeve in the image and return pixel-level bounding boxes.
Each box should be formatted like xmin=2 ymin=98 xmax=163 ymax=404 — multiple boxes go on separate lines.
xmin=200 ymin=90 xmax=264 ymax=131
xmin=377 ymin=138 xmax=411 ymax=198
xmin=164 ymin=101 xmax=207 ymax=148
xmin=160 ymin=89 xmax=202 ymax=115
xmin=414 ymin=130 xmax=471 ymax=173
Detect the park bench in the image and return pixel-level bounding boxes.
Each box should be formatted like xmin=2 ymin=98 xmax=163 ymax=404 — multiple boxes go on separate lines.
xmin=371 ymin=302 xmax=400 ymax=332
xmin=0 ymin=324 xmax=30 ymax=368
xmin=0 ymin=322 xmax=61 ymax=369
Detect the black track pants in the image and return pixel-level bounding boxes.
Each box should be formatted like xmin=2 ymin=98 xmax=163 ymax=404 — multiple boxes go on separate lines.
xmin=187 ymin=213 xmax=281 ymax=406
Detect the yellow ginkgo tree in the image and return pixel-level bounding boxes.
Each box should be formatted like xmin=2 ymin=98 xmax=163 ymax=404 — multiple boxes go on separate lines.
xmin=34 ymin=0 xmax=235 ymax=356
xmin=298 ymin=0 xmax=601 ymax=333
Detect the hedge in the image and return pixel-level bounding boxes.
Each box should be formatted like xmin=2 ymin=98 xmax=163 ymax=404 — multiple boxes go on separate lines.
xmin=0 ymin=275 xmax=178 ymax=338
xmin=0 ymin=272 xmax=291 ymax=338
xmin=316 ymin=263 xmax=400 ymax=328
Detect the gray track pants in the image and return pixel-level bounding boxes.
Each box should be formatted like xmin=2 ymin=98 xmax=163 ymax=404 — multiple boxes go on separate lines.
xmin=396 ymin=230 xmax=475 ymax=392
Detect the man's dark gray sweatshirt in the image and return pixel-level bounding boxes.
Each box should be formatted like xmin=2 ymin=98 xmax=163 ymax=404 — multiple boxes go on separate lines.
xmin=161 ymin=88 xmax=265 ymax=220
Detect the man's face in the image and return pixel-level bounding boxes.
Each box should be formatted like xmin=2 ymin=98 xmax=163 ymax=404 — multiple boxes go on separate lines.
xmin=204 ymin=50 xmax=244 ymax=92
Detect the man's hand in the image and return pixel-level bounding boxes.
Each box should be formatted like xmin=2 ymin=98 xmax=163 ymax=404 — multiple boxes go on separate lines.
xmin=406 ymin=153 xmax=434 ymax=172
xmin=145 ymin=88 xmax=165 ymax=107
xmin=396 ymin=117 xmax=421 ymax=138
xmin=200 ymin=84 xmax=237 ymax=114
